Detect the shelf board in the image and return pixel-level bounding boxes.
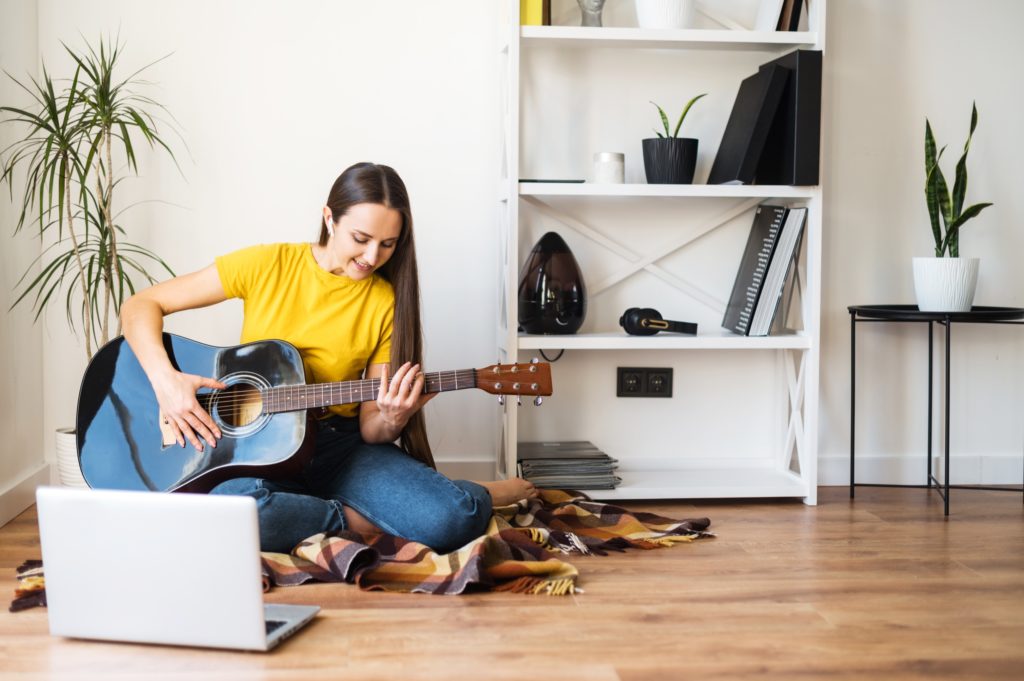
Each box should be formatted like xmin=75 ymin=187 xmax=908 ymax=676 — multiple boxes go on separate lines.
xmin=520 ymin=26 xmax=818 ymax=51
xmin=569 ymin=467 xmax=810 ymax=501
xmin=518 ymin=182 xmax=816 ymax=199
xmin=517 ymin=331 xmax=811 ymax=351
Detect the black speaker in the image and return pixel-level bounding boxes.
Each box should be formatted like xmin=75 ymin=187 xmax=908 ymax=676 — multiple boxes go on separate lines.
xmin=518 ymin=232 xmax=586 ymax=335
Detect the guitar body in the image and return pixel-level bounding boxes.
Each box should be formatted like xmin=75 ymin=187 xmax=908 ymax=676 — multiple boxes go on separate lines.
xmin=77 ymin=334 xmax=313 ymax=493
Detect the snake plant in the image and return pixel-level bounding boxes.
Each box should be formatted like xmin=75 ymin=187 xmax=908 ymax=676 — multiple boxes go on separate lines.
xmin=924 ymin=102 xmax=993 ymax=257
xmin=650 ymin=93 xmax=707 ymax=138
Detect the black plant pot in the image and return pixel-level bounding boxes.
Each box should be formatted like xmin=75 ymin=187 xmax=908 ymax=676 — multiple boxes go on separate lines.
xmin=518 ymin=232 xmax=586 ymax=335
xmin=642 ymin=137 xmax=698 ymax=184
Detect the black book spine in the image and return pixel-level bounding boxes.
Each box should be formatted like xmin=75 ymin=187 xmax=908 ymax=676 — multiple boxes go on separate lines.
xmin=722 ymin=205 xmax=788 ymax=335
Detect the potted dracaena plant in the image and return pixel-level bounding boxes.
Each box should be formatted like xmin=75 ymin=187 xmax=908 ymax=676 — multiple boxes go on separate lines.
xmin=642 ymin=93 xmax=706 ymax=184
xmin=913 ymin=102 xmax=994 ymax=312
xmin=1 ymin=37 xmax=181 ymax=486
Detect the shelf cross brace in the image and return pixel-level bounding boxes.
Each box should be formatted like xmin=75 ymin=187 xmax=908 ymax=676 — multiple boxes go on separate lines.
xmin=522 ymin=195 xmax=761 ymax=313
xmin=782 ymin=349 xmax=807 ymax=474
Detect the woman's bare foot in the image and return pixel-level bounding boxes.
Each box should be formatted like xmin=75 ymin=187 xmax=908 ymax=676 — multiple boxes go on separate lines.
xmin=475 ymin=478 xmax=540 ymax=506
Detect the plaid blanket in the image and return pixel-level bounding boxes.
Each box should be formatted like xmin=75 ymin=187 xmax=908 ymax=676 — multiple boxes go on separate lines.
xmin=11 ymin=489 xmax=711 ymax=610
xmin=261 ymin=489 xmax=712 ymax=596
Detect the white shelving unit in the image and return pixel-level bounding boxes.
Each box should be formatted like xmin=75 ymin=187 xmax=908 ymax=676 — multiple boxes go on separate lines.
xmin=497 ymin=0 xmax=826 ymax=503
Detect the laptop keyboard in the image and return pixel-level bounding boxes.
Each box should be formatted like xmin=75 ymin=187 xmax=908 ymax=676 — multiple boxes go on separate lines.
xmin=265 ymin=620 xmax=287 ymax=635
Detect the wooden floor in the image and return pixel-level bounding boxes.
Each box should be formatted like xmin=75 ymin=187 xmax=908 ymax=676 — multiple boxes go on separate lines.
xmin=1 ymin=486 xmax=1022 ymax=680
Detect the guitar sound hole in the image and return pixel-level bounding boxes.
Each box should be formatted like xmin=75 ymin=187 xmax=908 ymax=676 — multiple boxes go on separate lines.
xmin=217 ymin=384 xmax=264 ymax=428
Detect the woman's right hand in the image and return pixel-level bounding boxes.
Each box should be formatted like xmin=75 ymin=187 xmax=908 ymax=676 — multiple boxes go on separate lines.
xmin=152 ymin=369 xmax=228 ymax=451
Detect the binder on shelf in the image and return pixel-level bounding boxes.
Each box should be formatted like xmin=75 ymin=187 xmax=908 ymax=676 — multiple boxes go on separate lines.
xmin=755 ymin=50 xmax=822 ymax=186
xmin=722 ymin=205 xmax=788 ymax=336
xmin=708 ymin=65 xmax=790 ymax=185
xmin=749 ymin=207 xmax=807 ymax=336
xmin=520 ymin=0 xmax=550 ymax=26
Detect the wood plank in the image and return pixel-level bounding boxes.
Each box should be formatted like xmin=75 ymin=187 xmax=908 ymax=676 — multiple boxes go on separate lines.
xmin=1 ymin=486 xmax=1022 ymax=679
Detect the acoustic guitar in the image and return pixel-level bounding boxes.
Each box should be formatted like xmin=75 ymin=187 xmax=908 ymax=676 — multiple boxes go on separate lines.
xmin=76 ymin=334 xmax=552 ymax=493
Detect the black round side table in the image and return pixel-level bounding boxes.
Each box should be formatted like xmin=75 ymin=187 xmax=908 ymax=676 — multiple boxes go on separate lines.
xmin=848 ymin=305 xmax=1024 ymax=515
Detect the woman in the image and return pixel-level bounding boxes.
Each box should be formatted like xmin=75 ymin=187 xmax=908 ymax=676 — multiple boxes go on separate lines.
xmin=121 ymin=162 xmax=538 ymax=553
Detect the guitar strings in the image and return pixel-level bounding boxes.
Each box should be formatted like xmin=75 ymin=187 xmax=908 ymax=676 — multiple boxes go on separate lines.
xmin=192 ymin=370 xmax=494 ymax=412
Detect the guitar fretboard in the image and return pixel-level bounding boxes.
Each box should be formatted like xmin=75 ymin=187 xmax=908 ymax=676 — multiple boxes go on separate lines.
xmin=260 ymin=369 xmax=478 ymax=414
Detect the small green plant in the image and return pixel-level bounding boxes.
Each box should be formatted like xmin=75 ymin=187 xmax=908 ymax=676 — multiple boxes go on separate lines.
xmin=924 ymin=102 xmax=993 ymax=257
xmin=650 ymin=93 xmax=707 ymax=138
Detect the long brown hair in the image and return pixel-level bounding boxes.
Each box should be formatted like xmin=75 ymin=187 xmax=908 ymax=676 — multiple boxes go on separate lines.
xmin=318 ymin=162 xmax=434 ymax=469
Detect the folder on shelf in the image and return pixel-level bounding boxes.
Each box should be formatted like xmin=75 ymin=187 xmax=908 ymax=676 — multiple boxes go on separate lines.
xmin=708 ymin=64 xmax=790 ymax=185
xmin=520 ymin=0 xmax=550 ymax=26
xmin=755 ymin=50 xmax=822 ymax=185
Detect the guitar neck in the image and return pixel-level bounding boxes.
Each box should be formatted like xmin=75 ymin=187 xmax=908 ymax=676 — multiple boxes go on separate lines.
xmin=260 ymin=369 xmax=478 ymax=414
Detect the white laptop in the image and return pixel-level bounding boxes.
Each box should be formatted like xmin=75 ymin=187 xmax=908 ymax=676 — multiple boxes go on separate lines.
xmin=36 ymin=486 xmax=320 ymax=651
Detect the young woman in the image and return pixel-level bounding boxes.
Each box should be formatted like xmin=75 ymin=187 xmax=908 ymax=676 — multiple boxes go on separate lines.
xmin=120 ymin=162 xmax=538 ymax=553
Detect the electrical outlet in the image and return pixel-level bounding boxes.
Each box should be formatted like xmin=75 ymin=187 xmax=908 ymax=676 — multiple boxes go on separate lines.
xmin=617 ymin=368 xmax=645 ymax=396
xmin=646 ymin=369 xmax=673 ymax=397
xmin=617 ymin=367 xmax=673 ymax=397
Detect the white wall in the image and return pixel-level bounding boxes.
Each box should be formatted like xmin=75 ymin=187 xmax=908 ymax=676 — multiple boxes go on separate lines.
xmin=3 ymin=0 xmax=1023 ymax=501
xmin=820 ymin=0 xmax=1024 ymax=484
xmin=28 ymin=0 xmax=504 ymax=472
xmin=0 ymin=0 xmax=47 ymax=523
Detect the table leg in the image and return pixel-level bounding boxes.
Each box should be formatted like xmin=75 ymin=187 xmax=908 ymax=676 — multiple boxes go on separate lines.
xmin=944 ymin=316 xmax=951 ymax=516
xmin=850 ymin=311 xmax=856 ymax=498
xmin=927 ymin=321 xmax=933 ymax=488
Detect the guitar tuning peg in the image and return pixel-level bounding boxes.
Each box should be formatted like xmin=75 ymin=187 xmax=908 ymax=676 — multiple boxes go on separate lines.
xmin=498 ymin=395 xmax=505 ymax=406
xmin=533 ymin=396 xmax=543 ymax=406
xmin=531 ymin=357 xmax=540 ymax=364
xmin=516 ymin=395 xmax=522 ymax=407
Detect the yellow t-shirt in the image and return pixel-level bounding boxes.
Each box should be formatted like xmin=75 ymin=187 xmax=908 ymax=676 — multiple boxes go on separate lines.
xmin=215 ymin=243 xmax=394 ymax=418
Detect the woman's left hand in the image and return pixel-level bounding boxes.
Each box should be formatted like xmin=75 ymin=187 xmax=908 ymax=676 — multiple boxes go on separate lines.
xmin=375 ymin=362 xmax=436 ymax=429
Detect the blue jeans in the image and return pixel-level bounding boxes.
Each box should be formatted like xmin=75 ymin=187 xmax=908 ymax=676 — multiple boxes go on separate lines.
xmin=210 ymin=416 xmax=492 ymax=554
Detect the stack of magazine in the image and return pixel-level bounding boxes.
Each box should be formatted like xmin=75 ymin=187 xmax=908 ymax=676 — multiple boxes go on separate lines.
xmin=517 ymin=441 xmax=620 ymax=490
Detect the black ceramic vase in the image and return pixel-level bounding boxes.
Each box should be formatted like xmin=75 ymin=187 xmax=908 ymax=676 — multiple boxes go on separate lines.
xmin=518 ymin=232 xmax=587 ymax=335
xmin=642 ymin=137 xmax=698 ymax=184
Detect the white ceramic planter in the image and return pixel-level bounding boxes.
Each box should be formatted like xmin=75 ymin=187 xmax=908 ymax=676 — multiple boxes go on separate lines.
xmin=912 ymin=257 xmax=979 ymax=312
xmin=55 ymin=427 xmax=88 ymax=488
xmin=635 ymin=0 xmax=697 ymax=29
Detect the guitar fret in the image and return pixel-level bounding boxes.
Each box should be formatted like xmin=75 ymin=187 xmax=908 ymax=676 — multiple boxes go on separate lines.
xmin=263 ymin=368 xmax=485 ymax=414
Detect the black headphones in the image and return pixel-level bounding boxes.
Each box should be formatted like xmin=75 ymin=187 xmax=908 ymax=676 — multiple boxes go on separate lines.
xmin=619 ymin=307 xmax=698 ymax=336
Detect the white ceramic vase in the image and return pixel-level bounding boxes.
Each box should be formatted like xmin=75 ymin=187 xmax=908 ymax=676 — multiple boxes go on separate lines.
xmin=55 ymin=427 xmax=88 ymax=487
xmin=635 ymin=0 xmax=697 ymax=29
xmin=912 ymin=257 xmax=979 ymax=312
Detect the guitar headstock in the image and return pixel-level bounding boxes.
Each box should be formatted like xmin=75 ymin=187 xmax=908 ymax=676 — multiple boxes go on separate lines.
xmin=476 ymin=360 xmax=552 ymax=404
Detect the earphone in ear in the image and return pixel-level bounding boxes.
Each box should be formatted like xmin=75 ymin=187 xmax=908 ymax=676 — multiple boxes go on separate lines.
xmin=325 ymin=217 xmax=334 ymax=238
xmin=619 ymin=307 xmax=698 ymax=336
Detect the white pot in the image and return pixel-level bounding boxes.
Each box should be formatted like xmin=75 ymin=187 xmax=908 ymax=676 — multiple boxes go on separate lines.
xmin=55 ymin=427 xmax=88 ymax=488
xmin=635 ymin=0 xmax=697 ymax=29
xmin=912 ymin=257 xmax=979 ymax=312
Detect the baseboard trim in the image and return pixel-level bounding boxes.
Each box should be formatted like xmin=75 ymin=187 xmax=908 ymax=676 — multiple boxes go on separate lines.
xmin=435 ymin=459 xmax=497 ymax=481
xmin=818 ymin=452 xmax=1024 ymax=487
xmin=438 ymin=455 xmax=1024 ymax=488
xmin=0 ymin=464 xmax=50 ymax=528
